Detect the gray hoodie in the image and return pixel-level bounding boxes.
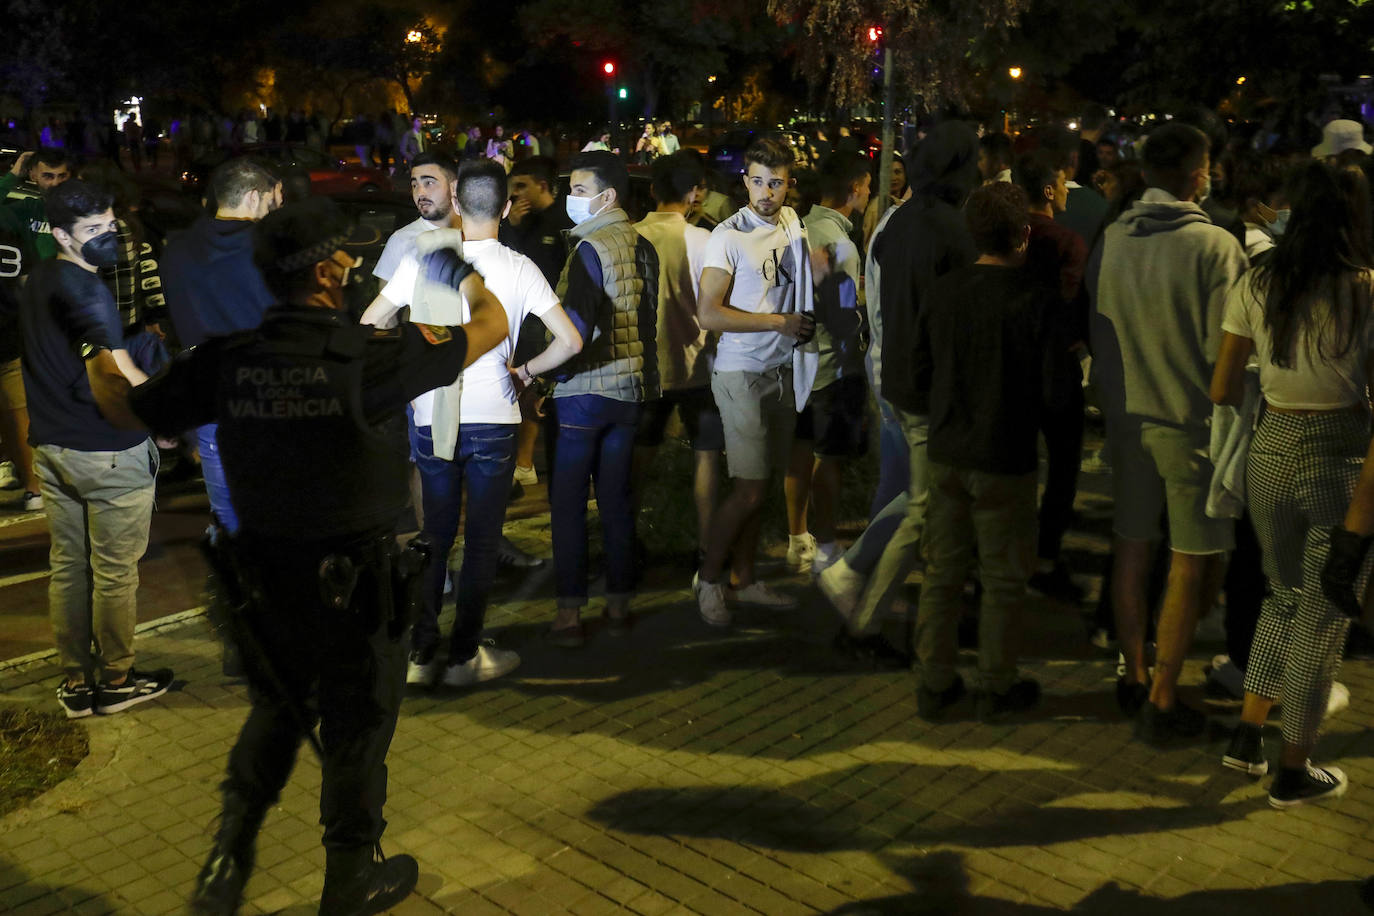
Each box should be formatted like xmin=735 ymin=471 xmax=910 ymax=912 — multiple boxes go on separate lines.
xmin=1087 ymin=191 xmax=1247 ymax=427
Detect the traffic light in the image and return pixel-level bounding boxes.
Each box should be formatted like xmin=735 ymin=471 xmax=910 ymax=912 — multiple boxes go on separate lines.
xmin=602 ymin=61 xmax=615 ymax=76
xmin=618 ymin=87 xmax=628 ymax=100
xmin=867 ymin=25 xmax=882 ymax=42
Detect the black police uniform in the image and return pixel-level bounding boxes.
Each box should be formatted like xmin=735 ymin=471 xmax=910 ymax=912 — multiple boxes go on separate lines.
xmin=129 ymin=304 xmax=470 ymax=904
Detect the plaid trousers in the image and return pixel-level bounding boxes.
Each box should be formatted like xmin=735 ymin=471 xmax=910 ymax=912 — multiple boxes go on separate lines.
xmin=1243 ymin=408 xmax=1369 ymax=748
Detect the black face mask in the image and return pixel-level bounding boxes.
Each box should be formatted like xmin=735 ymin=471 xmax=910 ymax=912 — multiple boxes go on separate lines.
xmin=80 ymin=231 xmax=119 ymax=269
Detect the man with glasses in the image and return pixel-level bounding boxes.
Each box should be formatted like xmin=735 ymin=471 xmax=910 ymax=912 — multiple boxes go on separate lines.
xmin=692 ymin=136 xmax=816 ymax=627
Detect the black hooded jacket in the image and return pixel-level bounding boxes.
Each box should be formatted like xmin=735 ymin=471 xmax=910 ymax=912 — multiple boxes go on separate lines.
xmin=871 ymin=122 xmax=980 ymax=414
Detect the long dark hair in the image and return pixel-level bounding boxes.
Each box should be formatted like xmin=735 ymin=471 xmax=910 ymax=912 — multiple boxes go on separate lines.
xmin=1255 ymin=160 xmax=1374 ymax=368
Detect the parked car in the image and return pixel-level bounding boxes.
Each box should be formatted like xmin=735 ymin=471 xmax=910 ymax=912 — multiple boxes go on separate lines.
xmin=557 ymin=169 xmax=655 ymax=223
xmin=329 ymin=190 xmax=418 ymax=317
xmin=180 ymin=143 xmax=391 ymax=199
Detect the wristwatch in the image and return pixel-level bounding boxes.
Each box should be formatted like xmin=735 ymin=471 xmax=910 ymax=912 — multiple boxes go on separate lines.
xmin=79 ymin=342 xmax=109 ymax=361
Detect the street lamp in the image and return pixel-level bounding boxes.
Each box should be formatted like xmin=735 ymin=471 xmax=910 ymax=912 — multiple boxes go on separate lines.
xmin=407 ymin=29 xmax=423 ymax=43
xmin=1008 ymin=66 xmax=1022 ymax=80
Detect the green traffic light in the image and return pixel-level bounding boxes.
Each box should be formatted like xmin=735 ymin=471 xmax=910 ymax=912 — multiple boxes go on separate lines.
xmin=618 ymin=87 xmax=628 ymax=99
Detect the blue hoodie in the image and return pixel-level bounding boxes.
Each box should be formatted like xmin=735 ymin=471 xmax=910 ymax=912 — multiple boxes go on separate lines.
xmin=161 ymin=216 xmax=274 ymax=348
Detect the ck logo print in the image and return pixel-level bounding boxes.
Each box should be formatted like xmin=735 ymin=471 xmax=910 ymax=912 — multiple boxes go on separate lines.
xmin=759 ymin=246 xmax=794 ymax=288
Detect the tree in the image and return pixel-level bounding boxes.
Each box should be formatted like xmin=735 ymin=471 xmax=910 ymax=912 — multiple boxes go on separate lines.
xmin=766 ymin=0 xmax=1030 ymax=109
xmin=521 ymin=0 xmax=783 ymax=118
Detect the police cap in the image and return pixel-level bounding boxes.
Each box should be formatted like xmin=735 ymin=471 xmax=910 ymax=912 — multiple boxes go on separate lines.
xmin=253 ymin=197 xmax=355 ymax=287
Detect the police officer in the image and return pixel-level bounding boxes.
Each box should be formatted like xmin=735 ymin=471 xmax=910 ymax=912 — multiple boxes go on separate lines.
xmin=84 ymin=197 xmax=508 ymax=916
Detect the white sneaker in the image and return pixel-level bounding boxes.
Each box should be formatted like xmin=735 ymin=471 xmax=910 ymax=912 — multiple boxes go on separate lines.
xmin=1328 ymin=681 xmax=1350 ymax=718
xmin=786 ymin=533 xmax=816 ymax=571
xmin=0 ymin=460 xmax=17 ymax=490
xmin=811 ymin=542 xmax=842 ymax=578
xmin=442 ymin=641 xmax=520 ymax=687
xmin=405 ymin=650 xmax=442 ymax=687
xmin=730 ymin=581 xmax=798 ymax=610
xmin=22 ymin=491 xmax=43 ymax=512
xmin=693 ymin=572 xmax=730 ymax=627
xmin=512 ymin=465 xmax=538 ymax=487
xmin=818 ymin=558 xmax=865 ymax=620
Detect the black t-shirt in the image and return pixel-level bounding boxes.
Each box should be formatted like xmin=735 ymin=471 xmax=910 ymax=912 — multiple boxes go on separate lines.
xmin=499 ymin=203 xmax=573 ymax=289
xmin=916 ymin=264 xmax=1044 ymax=476
xmin=21 ymin=259 xmax=146 ymax=451
xmin=0 ymin=205 xmax=31 ymax=362
xmin=129 ymin=307 xmax=469 ymax=436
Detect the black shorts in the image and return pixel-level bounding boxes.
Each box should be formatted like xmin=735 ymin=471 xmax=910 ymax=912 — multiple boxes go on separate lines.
xmin=797 ymin=375 xmax=869 ymax=459
xmin=635 ymin=386 xmax=725 ymax=451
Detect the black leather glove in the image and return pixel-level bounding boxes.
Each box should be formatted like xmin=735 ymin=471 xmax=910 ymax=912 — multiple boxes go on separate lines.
xmin=1322 ymin=526 xmax=1372 ymax=618
xmin=420 ymin=246 xmax=478 ymax=291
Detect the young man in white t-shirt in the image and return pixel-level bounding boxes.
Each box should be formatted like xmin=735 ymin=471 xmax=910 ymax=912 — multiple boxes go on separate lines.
xmin=693 ymin=137 xmax=816 ymax=626
xmin=372 ymin=151 xmax=459 ymax=283
xmin=362 ymin=160 xmax=582 ymax=688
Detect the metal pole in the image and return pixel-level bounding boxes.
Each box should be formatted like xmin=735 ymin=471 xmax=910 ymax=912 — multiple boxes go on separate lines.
xmin=877 ymin=43 xmax=896 ymax=220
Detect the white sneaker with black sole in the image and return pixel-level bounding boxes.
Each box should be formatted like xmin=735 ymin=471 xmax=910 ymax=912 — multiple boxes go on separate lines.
xmin=406 ymin=649 xmax=442 ymax=687
xmin=441 ymin=641 xmax=520 ymax=687
xmin=96 ymin=668 xmax=173 ymax=714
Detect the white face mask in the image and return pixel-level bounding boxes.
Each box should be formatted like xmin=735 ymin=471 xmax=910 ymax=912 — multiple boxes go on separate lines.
xmin=565 ymin=189 xmax=609 ymax=225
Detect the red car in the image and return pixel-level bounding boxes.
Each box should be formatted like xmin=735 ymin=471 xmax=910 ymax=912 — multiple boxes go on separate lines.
xmin=180 ymin=143 xmax=392 ymax=197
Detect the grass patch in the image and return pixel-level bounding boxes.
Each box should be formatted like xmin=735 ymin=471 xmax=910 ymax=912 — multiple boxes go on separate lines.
xmin=637 ymin=422 xmax=881 ymax=561
xmin=0 ymin=706 xmax=89 ymax=818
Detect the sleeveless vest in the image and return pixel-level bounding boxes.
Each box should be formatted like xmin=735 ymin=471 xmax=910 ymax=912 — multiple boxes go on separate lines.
xmin=215 ymin=309 xmax=409 ymax=539
xmin=555 ymin=210 xmax=658 ymax=402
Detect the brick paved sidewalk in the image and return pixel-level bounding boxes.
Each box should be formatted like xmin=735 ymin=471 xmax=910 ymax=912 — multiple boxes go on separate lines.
xmin=4 ymin=510 xmax=1374 ymax=915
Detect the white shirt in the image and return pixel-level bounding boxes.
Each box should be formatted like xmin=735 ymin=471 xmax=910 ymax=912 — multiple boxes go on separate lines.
xmin=383 ymin=238 xmax=560 ymax=425
xmin=1222 ymin=268 xmax=1374 ymax=410
xmin=372 ymin=217 xmax=437 ymax=282
xmin=703 ymin=206 xmax=799 ymax=373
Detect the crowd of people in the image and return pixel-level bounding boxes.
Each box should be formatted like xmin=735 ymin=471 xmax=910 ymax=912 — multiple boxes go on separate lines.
xmin=7 ymin=98 xmax=1374 ymax=912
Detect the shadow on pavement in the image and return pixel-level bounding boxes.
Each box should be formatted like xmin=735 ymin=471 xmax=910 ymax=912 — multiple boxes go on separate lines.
xmin=0 ymin=856 xmax=121 ymax=913
xmin=587 ymin=761 xmax=1259 ymax=854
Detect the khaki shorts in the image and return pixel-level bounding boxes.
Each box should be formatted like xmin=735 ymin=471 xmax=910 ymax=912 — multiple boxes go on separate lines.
xmin=712 ymin=367 xmax=796 ymax=480
xmin=0 ymin=358 xmax=24 ymax=410
xmin=1107 ymin=416 xmax=1233 ymax=555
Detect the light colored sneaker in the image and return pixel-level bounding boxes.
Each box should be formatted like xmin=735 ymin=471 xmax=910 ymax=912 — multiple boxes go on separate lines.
xmin=442 ymin=641 xmax=520 ymax=687
xmin=818 ymin=558 xmax=865 ymax=620
xmin=0 ymin=460 xmax=17 ymax=490
xmin=22 ymin=491 xmax=43 ymax=512
xmin=693 ymin=572 xmax=730 ymax=627
xmin=512 ymin=465 xmax=538 ymax=486
xmin=786 ymin=533 xmax=816 ymax=571
xmin=810 ymin=542 xmax=842 ymax=578
xmin=405 ymin=650 xmax=442 ymax=687
xmin=1328 ymin=681 xmax=1350 ymax=718
xmin=498 ymin=535 xmax=545 ymax=568
xmin=1206 ymin=654 xmax=1245 ymax=701
xmin=730 ymin=581 xmax=798 ymax=610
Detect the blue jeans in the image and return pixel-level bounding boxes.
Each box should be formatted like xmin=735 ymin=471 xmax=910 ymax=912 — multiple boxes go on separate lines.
xmin=870 ymin=396 xmax=910 ymax=519
xmin=197 ymin=423 xmax=239 ymax=534
xmin=548 ymin=394 xmax=641 ymax=606
xmin=409 ymin=422 xmax=517 ymax=661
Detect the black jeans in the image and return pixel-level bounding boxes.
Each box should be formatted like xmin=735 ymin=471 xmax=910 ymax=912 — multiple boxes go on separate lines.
xmin=223 ymin=538 xmax=406 ymax=850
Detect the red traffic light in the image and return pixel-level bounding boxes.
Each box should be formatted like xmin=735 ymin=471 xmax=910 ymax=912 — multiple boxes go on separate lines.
xmin=603 ymin=61 xmax=615 ymax=75
xmin=867 ymin=26 xmax=883 ymax=42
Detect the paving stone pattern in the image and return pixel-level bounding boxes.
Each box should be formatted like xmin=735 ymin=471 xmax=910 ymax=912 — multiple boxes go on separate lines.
xmin=4 ymin=510 xmax=1374 ymax=914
